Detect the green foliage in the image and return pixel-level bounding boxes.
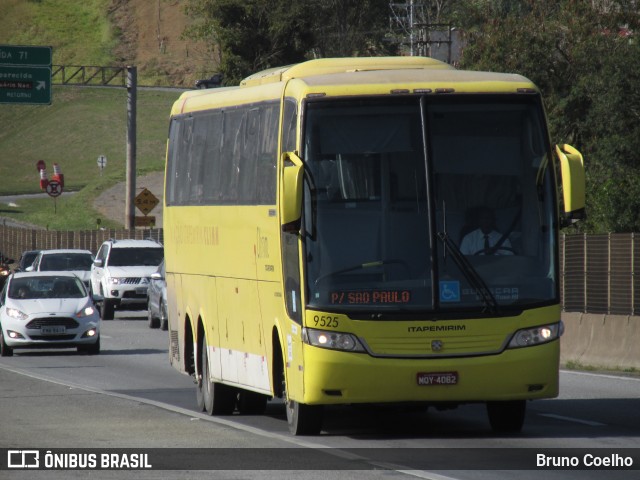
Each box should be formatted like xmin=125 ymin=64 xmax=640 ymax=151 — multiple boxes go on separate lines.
xmin=310 ymin=0 xmax=396 ymax=58
xmin=184 ymin=0 xmax=314 ymax=84
xmin=183 ymin=0 xmax=395 ymax=85
xmin=454 ymin=0 xmax=640 ymax=233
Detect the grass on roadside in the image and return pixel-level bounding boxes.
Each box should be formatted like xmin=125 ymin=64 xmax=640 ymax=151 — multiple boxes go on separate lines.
xmin=0 ymin=0 xmax=116 ymax=66
xmin=0 ymin=167 xmax=154 ymax=230
xmin=0 ymin=86 xmax=180 ymax=229
xmin=563 ymin=360 xmax=640 ymax=376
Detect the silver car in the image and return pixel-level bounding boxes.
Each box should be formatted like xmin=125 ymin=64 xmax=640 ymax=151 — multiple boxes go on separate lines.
xmin=0 ymin=272 xmax=101 ymax=356
xmin=147 ymin=260 xmax=167 ymax=330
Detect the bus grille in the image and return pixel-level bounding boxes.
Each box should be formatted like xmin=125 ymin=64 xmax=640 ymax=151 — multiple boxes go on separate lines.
xmin=363 ymin=333 xmax=508 ymax=357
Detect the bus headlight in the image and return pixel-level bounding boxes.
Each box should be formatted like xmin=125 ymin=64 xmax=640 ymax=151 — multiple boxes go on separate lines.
xmin=508 ymin=321 xmax=563 ymax=349
xmin=303 ymin=327 xmax=366 ymax=353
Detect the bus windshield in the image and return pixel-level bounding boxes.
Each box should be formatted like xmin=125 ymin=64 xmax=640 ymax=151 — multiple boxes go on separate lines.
xmin=302 ymin=96 xmax=557 ymax=315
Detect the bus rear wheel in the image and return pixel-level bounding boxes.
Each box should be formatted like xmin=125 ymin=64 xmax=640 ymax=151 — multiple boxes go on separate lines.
xmin=199 ymin=342 xmax=236 ymax=415
xmin=486 ymin=400 xmax=526 ymax=433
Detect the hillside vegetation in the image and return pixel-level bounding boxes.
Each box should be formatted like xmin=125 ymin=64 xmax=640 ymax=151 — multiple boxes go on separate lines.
xmin=0 ymin=0 xmax=215 ymax=86
xmin=0 ymin=0 xmax=205 ymax=229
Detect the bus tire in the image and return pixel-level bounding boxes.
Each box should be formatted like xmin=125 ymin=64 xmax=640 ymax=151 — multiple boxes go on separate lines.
xmin=286 ymin=399 xmax=324 ymax=435
xmin=237 ymin=390 xmax=268 ymax=415
xmin=196 ymin=374 xmax=205 ymax=412
xmin=200 ymin=343 xmax=236 ymax=415
xmin=486 ymin=400 xmax=526 ymax=433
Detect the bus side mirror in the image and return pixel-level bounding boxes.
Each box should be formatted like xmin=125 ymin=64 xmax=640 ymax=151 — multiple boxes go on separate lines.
xmin=556 ymin=144 xmax=586 ymax=226
xmin=281 ymin=152 xmax=304 ymax=232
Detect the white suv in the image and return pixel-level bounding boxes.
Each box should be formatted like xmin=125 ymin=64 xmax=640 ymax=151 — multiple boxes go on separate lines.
xmin=90 ymin=239 xmax=164 ymax=320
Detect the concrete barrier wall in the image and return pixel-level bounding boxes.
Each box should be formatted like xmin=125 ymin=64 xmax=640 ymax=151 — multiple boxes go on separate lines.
xmin=561 ymin=312 xmax=640 ymax=370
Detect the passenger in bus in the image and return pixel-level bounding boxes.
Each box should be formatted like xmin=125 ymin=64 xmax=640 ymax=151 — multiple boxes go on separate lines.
xmin=460 ymin=206 xmax=514 ymax=255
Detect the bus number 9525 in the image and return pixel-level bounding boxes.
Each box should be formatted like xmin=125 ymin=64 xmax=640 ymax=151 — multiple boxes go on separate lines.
xmin=313 ymin=315 xmax=339 ymax=328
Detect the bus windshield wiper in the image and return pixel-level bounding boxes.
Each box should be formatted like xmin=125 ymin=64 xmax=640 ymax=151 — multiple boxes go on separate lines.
xmin=437 ymin=231 xmax=499 ymax=314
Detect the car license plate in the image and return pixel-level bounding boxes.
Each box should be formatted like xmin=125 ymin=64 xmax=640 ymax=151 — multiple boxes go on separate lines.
xmin=417 ymin=372 xmax=458 ymax=386
xmin=41 ymin=326 xmax=66 ymax=335
xmin=136 ymin=287 xmax=148 ymax=294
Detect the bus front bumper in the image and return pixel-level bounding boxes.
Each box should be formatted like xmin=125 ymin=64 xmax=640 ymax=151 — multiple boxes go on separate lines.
xmin=299 ymin=340 xmax=560 ymax=405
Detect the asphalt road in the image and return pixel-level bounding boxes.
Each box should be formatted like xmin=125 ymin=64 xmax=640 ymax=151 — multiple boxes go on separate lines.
xmin=1 ymin=311 xmax=639 ymax=480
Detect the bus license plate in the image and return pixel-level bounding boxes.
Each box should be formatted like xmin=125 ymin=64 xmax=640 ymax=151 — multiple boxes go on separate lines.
xmin=41 ymin=326 xmax=66 ymax=335
xmin=417 ymin=372 xmax=458 ymax=386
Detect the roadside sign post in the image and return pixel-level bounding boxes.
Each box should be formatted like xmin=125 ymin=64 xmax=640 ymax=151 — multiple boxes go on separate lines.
xmin=134 ymin=188 xmax=159 ymax=228
xmin=0 ymin=45 xmax=52 ymax=105
xmin=97 ymin=155 xmax=107 ymax=175
xmin=45 ymin=180 xmax=63 ymax=214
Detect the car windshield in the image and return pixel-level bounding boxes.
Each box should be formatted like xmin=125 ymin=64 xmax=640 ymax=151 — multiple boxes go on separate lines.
xmin=20 ymin=252 xmax=39 ymax=270
xmin=108 ymin=247 xmax=164 ymax=267
xmin=40 ymin=253 xmax=93 ymax=271
xmin=9 ymin=276 xmax=86 ymax=299
xmin=302 ymin=96 xmax=556 ymax=315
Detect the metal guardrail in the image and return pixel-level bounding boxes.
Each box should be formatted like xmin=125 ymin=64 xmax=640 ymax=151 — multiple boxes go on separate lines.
xmin=51 ymin=65 xmax=126 ymax=86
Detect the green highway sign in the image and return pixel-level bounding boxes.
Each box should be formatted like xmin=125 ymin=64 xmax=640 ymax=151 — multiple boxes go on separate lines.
xmin=0 ymin=45 xmax=52 ymax=104
xmin=0 ymin=65 xmax=52 ymax=105
xmin=0 ymin=45 xmax=52 ymax=66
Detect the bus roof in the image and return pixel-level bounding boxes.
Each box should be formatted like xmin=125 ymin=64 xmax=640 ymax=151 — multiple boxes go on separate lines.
xmin=239 ymin=56 xmax=453 ymax=87
xmin=171 ymin=57 xmax=538 ymax=116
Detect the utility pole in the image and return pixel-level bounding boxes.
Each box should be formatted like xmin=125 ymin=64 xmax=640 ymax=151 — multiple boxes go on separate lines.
xmin=390 ymin=1 xmax=424 ymax=56
xmin=125 ymin=66 xmax=137 ymax=230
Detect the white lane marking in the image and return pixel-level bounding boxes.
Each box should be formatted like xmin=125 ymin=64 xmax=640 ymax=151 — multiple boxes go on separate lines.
xmin=0 ymin=363 xmax=465 ymax=480
xmin=372 ymin=466 xmax=462 ymax=480
xmin=538 ymin=413 xmax=606 ymax=426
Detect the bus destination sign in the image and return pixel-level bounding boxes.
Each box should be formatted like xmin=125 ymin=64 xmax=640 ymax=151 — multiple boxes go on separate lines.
xmin=330 ymin=290 xmax=411 ymax=305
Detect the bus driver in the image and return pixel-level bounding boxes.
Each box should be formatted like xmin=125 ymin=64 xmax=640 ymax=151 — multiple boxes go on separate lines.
xmin=460 ymin=206 xmax=514 ymax=255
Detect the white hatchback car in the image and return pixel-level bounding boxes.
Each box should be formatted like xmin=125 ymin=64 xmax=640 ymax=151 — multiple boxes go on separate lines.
xmin=90 ymin=239 xmax=164 ymax=320
xmin=0 ymin=272 xmax=101 ymax=356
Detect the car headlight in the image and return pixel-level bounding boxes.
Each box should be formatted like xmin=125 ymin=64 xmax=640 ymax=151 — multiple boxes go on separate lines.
xmin=508 ymin=321 xmax=563 ymax=349
xmin=6 ymin=307 xmax=28 ymax=321
xmin=303 ymin=327 xmax=366 ymax=352
xmin=76 ymin=305 xmax=96 ymax=318
xmin=0 ymin=270 xmax=10 ymax=277
xmin=108 ymin=277 xmax=122 ymax=285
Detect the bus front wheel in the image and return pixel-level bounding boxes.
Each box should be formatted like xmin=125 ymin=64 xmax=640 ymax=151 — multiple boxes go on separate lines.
xmin=486 ymin=400 xmax=526 ymax=433
xmin=286 ymin=399 xmax=324 ymax=435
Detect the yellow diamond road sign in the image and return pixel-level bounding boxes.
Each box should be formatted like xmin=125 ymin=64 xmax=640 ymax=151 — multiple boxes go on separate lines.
xmin=134 ymin=188 xmax=159 ymax=215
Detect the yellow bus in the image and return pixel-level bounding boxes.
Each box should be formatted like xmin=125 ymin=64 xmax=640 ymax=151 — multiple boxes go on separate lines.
xmin=164 ymin=57 xmax=585 ymax=435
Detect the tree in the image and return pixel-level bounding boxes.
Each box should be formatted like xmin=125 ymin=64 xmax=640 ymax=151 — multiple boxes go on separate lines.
xmin=183 ymin=0 xmax=314 ymax=85
xmin=453 ymin=0 xmax=640 ymax=232
xmin=182 ymin=0 xmax=395 ymax=85
xmin=310 ymin=0 xmax=396 ymax=57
